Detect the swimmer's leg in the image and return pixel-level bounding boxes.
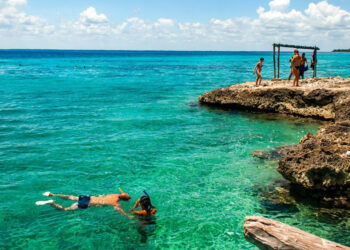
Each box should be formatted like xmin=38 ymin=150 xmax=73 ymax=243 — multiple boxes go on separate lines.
xmin=256 ymin=73 xmax=262 ymax=86
xmin=49 ymin=193 xmax=79 ymax=201
xmin=51 ymin=202 xmax=79 ymax=211
xmin=295 ymin=70 xmax=300 ymax=86
xmin=292 ymin=69 xmax=297 ymax=87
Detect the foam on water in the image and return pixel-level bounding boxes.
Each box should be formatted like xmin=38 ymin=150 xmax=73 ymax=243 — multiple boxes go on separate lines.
xmin=0 ymin=50 xmax=349 ymax=248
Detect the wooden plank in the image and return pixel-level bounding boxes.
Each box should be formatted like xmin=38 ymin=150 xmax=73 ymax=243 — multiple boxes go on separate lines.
xmin=277 ymin=45 xmax=280 ymax=79
xmin=275 ymin=43 xmax=320 ymax=50
xmin=244 ymin=216 xmax=350 ymax=250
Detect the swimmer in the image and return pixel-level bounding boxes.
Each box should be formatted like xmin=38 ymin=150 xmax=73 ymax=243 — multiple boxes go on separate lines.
xmin=253 ymin=58 xmax=264 ymax=86
xmin=36 ymin=190 xmax=131 ymax=216
xmin=129 ymin=195 xmax=157 ymax=216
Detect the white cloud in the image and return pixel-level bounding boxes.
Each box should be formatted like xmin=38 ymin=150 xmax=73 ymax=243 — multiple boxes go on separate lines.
xmin=0 ymin=0 xmax=54 ymax=35
xmin=0 ymin=0 xmax=349 ymax=50
xmin=79 ymin=7 xmax=108 ymax=24
xmin=305 ymin=1 xmax=350 ymax=27
xmin=269 ymin=0 xmax=290 ymax=12
xmin=7 ymin=0 xmax=26 ymax=6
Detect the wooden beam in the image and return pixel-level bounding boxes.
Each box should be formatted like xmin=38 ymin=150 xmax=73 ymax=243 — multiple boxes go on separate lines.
xmin=277 ymin=45 xmax=280 ymax=79
xmin=243 ymin=216 xmax=350 ymax=250
xmin=273 ymin=44 xmax=276 ymax=79
xmin=274 ymin=43 xmax=320 ymax=50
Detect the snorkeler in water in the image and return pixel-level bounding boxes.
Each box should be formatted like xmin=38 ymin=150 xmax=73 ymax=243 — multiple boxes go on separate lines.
xmin=129 ymin=195 xmax=157 ymax=216
xmin=36 ymin=189 xmax=131 ymax=216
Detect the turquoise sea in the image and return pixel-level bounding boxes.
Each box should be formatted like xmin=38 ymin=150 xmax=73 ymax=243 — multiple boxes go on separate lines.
xmin=0 ymin=50 xmax=349 ymax=249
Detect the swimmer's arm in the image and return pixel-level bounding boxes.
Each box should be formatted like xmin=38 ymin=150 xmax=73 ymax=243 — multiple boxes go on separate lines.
xmin=291 ymin=56 xmax=295 ymax=63
xmin=129 ymin=199 xmax=140 ymax=213
xmin=253 ymin=63 xmax=258 ymax=74
xmin=129 ymin=210 xmax=147 ymax=216
xmin=114 ymin=204 xmax=127 ymax=216
xmin=151 ymin=206 xmax=157 ymax=215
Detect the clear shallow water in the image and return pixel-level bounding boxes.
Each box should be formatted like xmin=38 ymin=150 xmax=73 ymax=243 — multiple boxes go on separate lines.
xmin=0 ymin=50 xmax=349 ymax=249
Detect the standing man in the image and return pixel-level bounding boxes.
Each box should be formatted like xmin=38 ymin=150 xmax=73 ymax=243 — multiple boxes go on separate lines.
xmin=300 ymin=53 xmax=309 ymax=79
xmin=36 ymin=190 xmax=131 ymax=216
xmin=253 ymin=58 xmax=264 ymax=86
xmin=291 ymin=50 xmax=302 ymax=87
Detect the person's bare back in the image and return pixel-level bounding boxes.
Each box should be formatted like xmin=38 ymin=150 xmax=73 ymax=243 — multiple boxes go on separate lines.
xmin=90 ymin=194 xmax=121 ymax=206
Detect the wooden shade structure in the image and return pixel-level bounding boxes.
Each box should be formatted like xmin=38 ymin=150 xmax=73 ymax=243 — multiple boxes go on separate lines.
xmin=273 ymin=43 xmax=320 ymax=79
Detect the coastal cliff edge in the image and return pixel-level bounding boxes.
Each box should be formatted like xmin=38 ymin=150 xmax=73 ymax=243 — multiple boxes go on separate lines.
xmin=199 ymin=77 xmax=350 ymax=207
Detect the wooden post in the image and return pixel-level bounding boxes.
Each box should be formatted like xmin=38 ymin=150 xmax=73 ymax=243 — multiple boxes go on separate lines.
xmin=273 ymin=44 xmax=276 ymax=79
xmin=277 ymin=45 xmax=280 ymax=79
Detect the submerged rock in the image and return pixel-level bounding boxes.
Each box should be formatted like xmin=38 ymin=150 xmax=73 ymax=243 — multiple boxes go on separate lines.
xmin=251 ymin=145 xmax=293 ymax=160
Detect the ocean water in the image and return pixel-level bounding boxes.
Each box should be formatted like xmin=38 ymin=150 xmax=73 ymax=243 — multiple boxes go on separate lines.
xmin=0 ymin=50 xmax=349 ymax=249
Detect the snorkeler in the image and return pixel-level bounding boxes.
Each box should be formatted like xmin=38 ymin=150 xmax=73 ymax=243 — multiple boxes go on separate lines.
xmin=36 ymin=189 xmax=131 ymax=216
xmin=253 ymin=58 xmax=264 ymax=86
xmin=129 ymin=195 xmax=157 ymax=216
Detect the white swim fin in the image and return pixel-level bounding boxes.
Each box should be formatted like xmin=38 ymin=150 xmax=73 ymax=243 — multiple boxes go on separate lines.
xmin=36 ymin=200 xmax=54 ymax=206
xmin=42 ymin=192 xmax=51 ymax=196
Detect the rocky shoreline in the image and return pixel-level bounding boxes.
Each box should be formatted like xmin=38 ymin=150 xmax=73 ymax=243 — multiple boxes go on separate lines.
xmin=199 ymin=77 xmax=350 ymax=208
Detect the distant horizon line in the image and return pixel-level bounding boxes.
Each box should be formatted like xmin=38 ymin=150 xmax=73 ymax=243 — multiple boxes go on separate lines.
xmin=0 ymin=48 xmax=334 ymax=53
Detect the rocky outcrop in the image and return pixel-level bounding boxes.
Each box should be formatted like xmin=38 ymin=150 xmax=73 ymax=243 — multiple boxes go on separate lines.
xmin=278 ymin=121 xmax=350 ymax=208
xmin=199 ymin=77 xmax=350 ymax=207
xmin=199 ymin=77 xmax=350 ymax=121
xmin=243 ymin=216 xmax=350 ymax=249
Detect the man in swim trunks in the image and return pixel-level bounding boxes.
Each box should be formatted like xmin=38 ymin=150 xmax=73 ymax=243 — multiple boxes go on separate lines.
xmin=253 ymin=58 xmax=264 ymax=86
xmin=36 ymin=191 xmax=131 ymax=216
xmin=291 ymin=49 xmax=302 ymax=87
xmin=299 ymin=53 xmax=308 ymax=79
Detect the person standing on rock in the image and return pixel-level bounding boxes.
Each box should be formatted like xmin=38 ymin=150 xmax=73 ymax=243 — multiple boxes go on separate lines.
xmin=291 ymin=50 xmax=302 ymax=87
xmin=288 ymin=56 xmax=293 ymax=80
xmin=253 ymin=58 xmax=264 ymax=86
xmin=299 ymin=53 xmax=309 ymax=79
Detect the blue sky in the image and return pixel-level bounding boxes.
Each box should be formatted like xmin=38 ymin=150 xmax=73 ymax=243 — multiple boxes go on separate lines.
xmin=1 ymin=0 xmax=350 ymax=50
xmin=25 ymin=0 xmax=350 ymax=23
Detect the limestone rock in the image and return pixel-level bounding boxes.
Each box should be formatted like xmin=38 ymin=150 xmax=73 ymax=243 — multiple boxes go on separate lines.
xmin=199 ymin=77 xmax=350 ymax=206
xmin=278 ymin=122 xmax=350 ymax=207
xmin=199 ymin=77 xmax=350 ymax=121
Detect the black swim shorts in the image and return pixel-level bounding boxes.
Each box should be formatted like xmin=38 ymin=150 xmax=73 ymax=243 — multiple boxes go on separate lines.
xmin=78 ymin=195 xmax=91 ymax=209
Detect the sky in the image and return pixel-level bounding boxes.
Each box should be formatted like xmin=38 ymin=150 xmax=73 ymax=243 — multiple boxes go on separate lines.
xmin=0 ymin=0 xmax=350 ymax=51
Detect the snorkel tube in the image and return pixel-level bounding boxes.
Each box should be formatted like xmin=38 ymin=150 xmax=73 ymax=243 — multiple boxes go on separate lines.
xmin=143 ymin=190 xmax=150 ymax=197
xmin=119 ymin=187 xmax=131 ymax=200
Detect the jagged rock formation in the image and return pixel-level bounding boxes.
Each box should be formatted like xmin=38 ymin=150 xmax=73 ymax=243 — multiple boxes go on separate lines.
xmin=199 ymin=77 xmax=350 ymax=207
xmin=278 ymin=121 xmax=350 ymax=208
xmin=199 ymin=77 xmax=350 ymax=121
xmin=243 ymin=216 xmax=350 ymax=249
